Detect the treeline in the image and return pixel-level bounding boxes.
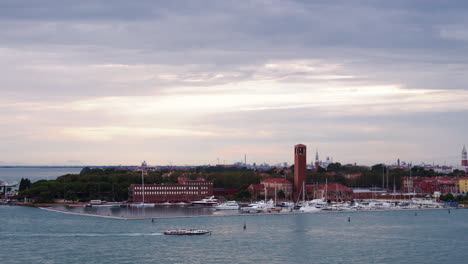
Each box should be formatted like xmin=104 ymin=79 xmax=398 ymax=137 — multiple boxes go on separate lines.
xmin=21 ymin=168 xmax=154 ymax=203
xmin=19 ymin=167 xmax=261 ymax=202
xmin=20 ymin=163 xmax=446 ymax=203
xmin=306 ymin=163 xmax=405 ymax=190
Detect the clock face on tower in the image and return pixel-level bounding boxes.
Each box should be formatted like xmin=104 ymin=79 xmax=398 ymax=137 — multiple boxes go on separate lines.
xmin=298 ymin=147 xmax=304 ymax=155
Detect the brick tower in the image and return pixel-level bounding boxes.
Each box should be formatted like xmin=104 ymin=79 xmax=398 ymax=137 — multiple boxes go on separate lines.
xmin=294 ymin=144 xmax=307 ymax=196
xmin=462 ymin=145 xmax=468 ymax=167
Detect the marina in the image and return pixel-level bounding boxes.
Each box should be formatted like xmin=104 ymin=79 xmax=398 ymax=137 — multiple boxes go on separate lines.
xmin=32 ymin=198 xmax=460 ymax=220
xmin=1 ymin=205 xmax=467 ymax=264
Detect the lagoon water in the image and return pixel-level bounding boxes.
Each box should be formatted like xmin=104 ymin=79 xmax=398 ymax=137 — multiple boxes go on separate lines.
xmin=1 ymin=206 xmax=467 ymax=264
xmin=0 ymin=167 xmax=83 ymax=183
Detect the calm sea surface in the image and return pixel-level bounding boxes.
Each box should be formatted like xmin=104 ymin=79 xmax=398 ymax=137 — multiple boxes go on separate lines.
xmin=1 ymin=206 xmax=467 ymax=264
xmin=0 ymin=167 xmax=83 ymax=183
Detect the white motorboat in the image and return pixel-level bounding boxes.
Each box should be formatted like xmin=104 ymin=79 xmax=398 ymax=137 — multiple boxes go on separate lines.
xmin=411 ymin=198 xmax=441 ymax=208
xmin=163 ymin=229 xmax=211 ymax=235
xmin=214 ymin=201 xmax=239 ymax=210
xmin=241 ymin=199 xmax=275 ymax=213
xmin=85 ymin=200 xmax=121 ymax=208
xmin=298 ymin=198 xmax=327 ymax=212
xmin=130 ymin=202 xmax=155 ymax=208
xmin=191 ymin=196 xmax=218 ymax=206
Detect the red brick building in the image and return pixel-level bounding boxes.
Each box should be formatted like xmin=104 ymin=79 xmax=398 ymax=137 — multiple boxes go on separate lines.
xmin=130 ymin=177 xmax=213 ymax=202
xmin=247 ymin=178 xmax=293 ymax=200
xmin=305 ymin=183 xmax=354 ymax=202
xmin=294 ymin=144 xmax=307 ymax=196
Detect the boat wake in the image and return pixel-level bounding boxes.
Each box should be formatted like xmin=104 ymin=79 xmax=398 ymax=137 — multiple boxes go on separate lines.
xmin=6 ymin=232 xmax=163 ymax=238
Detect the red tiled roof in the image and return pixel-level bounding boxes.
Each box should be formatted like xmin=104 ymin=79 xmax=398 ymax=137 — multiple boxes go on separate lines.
xmin=260 ymin=178 xmax=292 ymax=184
xmin=249 ymin=184 xmax=264 ymax=190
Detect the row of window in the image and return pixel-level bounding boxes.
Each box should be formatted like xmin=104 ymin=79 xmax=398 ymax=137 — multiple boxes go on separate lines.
xmin=186 ymin=182 xmax=211 ymax=185
xmin=135 ymin=186 xmax=210 ymax=190
xmin=134 ymin=191 xmax=210 ymax=195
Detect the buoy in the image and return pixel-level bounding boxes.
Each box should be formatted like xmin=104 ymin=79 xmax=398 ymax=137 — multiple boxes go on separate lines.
xmin=243 ymin=221 xmax=246 ymax=230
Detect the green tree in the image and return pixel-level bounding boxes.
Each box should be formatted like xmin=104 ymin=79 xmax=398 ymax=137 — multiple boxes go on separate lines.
xmin=327 ymin=162 xmax=342 ymax=172
xmin=65 ymin=190 xmax=78 ymax=201
xmin=18 ymin=178 xmax=31 ymax=192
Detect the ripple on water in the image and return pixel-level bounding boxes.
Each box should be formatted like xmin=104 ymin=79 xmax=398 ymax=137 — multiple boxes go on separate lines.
xmin=1 ymin=207 xmax=467 ymax=264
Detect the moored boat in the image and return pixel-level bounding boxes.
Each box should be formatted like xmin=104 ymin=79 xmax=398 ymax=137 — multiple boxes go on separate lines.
xmin=214 ymin=201 xmax=239 ymax=210
xmin=191 ymin=196 xmax=218 ymax=206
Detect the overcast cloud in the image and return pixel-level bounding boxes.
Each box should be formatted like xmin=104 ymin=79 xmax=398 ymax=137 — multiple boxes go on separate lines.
xmin=1 ymin=0 xmax=467 ymax=166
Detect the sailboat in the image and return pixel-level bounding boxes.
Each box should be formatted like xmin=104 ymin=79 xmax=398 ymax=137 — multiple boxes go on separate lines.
xmin=131 ymin=161 xmax=155 ymax=208
xmin=266 ymin=185 xmax=282 ymax=212
xmin=299 ymin=182 xmax=322 ymax=212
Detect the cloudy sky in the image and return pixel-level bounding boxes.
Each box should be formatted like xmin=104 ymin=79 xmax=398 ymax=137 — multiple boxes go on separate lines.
xmin=1 ymin=0 xmax=468 ymax=166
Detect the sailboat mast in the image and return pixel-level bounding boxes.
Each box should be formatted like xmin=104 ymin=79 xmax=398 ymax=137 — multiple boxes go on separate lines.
xmin=142 ymin=166 xmax=145 ymax=204
xmin=382 ymin=166 xmax=385 ymax=190
xmin=275 ymin=185 xmax=277 ymax=205
xmin=302 ymin=181 xmax=305 ymax=203
xmin=325 ymin=177 xmax=328 ymax=201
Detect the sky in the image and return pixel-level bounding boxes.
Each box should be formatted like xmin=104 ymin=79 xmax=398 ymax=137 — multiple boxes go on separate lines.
xmin=1 ymin=0 xmax=468 ymax=166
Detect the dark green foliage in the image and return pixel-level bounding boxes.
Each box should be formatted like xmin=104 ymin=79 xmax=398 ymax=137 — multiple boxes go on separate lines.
xmin=21 ymin=169 xmax=148 ymax=203
xmin=205 ymin=171 xmax=260 ymax=190
xmin=326 ymin=162 xmax=342 ymax=172
xmin=18 ymin=178 xmax=32 ymax=192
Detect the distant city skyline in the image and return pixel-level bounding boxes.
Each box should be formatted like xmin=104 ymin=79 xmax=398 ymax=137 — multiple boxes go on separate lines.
xmin=1 ymin=1 xmax=468 ymax=166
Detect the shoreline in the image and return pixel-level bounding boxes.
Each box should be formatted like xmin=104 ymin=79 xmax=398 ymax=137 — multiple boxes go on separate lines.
xmin=37 ymin=205 xmax=462 ymax=221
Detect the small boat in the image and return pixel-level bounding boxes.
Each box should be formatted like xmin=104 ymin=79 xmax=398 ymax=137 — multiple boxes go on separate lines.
xmin=191 ymin=196 xmax=218 ymax=206
xmin=241 ymin=199 xmax=275 ymax=213
xmin=214 ymin=201 xmax=239 ymax=210
xmin=163 ymin=229 xmax=211 ymax=235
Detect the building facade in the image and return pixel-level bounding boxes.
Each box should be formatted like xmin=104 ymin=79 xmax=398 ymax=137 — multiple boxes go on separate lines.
xmin=294 ymin=144 xmax=307 ymax=196
xmin=130 ymin=178 xmax=213 ymax=202
xmin=247 ymin=178 xmax=293 ymax=200
xmin=459 ymin=178 xmax=468 ymax=193
xmin=403 ymin=176 xmax=459 ymax=194
xmin=305 ymin=183 xmax=354 ymax=202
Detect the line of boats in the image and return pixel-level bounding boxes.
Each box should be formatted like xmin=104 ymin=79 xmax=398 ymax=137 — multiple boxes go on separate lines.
xmin=74 ymin=197 xmax=456 ymax=213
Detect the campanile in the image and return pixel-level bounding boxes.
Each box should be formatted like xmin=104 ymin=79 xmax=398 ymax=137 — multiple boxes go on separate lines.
xmin=294 ymin=144 xmax=307 ymax=196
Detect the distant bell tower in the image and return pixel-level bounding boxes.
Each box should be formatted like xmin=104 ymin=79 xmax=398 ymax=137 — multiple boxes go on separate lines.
xmin=315 ymin=150 xmax=320 ymax=171
xmin=294 ymin=144 xmax=307 ymax=196
xmin=462 ymin=145 xmax=468 ymax=167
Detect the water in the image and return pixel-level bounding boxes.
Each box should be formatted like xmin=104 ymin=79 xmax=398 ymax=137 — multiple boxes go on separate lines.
xmin=1 ymin=206 xmax=467 ymax=264
xmin=0 ymin=167 xmax=82 ymax=183
xmin=58 ymin=205 xmax=241 ymax=218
